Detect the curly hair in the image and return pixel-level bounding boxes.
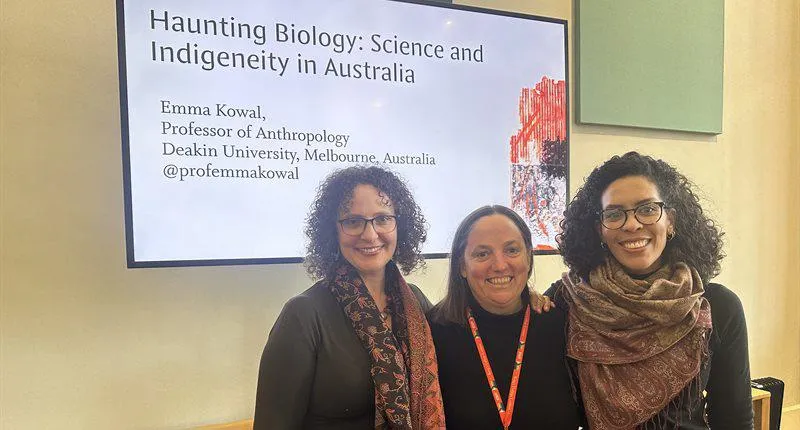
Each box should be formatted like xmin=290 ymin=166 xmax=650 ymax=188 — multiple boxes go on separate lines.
xmin=304 ymin=165 xmax=427 ymax=279
xmin=557 ymin=152 xmax=725 ymax=282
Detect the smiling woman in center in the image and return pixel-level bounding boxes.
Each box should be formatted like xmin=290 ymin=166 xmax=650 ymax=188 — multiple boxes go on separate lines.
xmin=428 ymin=205 xmax=584 ymax=430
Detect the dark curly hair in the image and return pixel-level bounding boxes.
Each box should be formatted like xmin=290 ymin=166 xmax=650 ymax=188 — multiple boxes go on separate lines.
xmin=304 ymin=165 xmax=427 ymax=279
xmin=557 ymin=152 xmax=725 ymax=282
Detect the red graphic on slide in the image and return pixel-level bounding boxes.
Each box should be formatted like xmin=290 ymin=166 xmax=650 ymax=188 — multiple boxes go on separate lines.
xmin=510 ymin=78 xmax=566 ymax=164
xmin=509 ymin=77 xmax=568 ymax=251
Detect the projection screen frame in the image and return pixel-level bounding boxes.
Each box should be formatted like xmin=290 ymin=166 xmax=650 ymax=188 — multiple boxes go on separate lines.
xmin=117 ymin=0 xmax=570 ymax=268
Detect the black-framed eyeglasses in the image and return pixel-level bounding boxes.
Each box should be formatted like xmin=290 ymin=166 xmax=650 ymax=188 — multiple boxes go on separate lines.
xmin=337 ymin=215 xmax=398 ymax=236
xmin=599 ymin=202 xmax=666 ymax=230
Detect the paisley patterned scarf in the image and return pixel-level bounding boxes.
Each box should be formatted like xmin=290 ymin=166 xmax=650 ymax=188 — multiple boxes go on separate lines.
xmin=327 ymin=261 xmax=446 ymax=430
xmin=561 ymin=258 xmax=712 ymax=430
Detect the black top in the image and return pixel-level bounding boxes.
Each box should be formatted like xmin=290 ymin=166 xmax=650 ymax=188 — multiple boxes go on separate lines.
xmin=546 ymin=281 xmax=754 ymax=429
xmin=253 ymin=281 xmax=432 ymax=430
xmin=427 ymin=298 xmax=585 ymax=430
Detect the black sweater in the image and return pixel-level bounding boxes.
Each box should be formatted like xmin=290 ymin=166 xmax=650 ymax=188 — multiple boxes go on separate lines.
xmin=428 ymin=298 xmax=585 ymax=430
xmin=253 ymin=281 xmax=432 ymax=430
xmin=546 ymin=281 xmax=754 ymax=429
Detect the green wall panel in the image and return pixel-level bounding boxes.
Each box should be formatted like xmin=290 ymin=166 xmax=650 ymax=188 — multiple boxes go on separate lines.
xmin=576 ymin=0 xmax=724 ymax=134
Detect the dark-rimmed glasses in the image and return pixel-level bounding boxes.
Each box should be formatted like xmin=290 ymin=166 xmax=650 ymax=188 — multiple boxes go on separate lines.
xmin=338 ymin=215 xmax=398 ymax=236
xmin=599 ymin=202 xmax=666 ymax=230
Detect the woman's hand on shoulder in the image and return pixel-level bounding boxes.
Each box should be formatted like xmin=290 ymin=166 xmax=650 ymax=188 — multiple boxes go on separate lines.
xmin=530 ymin=289 xmax=555 ymax=314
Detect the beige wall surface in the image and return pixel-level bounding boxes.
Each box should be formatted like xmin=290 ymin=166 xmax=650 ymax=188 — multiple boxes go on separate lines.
xmin=1 ymin=0 xmax=798 ymax=428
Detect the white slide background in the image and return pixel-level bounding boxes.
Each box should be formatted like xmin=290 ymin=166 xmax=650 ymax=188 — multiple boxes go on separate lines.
xmin=119 ymin=0 xmax=566 ymax=264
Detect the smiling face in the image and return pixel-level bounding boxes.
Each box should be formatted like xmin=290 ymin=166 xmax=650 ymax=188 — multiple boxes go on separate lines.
xmin=599 ymin=175 xmax=674 ymax=275
xmin=461 ymin=214 xmax=531 ymax=315
xmin=337 ymin=184 xmax=397 ymax=279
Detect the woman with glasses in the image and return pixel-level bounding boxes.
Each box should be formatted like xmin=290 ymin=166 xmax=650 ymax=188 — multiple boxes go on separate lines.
xmin=550 ymin=151 xmax=753 ymax=429
xmin=254 ymin=165 xmax=446 ymax=429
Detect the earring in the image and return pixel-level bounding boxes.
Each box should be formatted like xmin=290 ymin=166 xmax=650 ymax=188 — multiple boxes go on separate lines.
xmin=600 ymin=241 xmax=608 ymax=249
xmin=667 ymin=230 xmax=676 ymax=241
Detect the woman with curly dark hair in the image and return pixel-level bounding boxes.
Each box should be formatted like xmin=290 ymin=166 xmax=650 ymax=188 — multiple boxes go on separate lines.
xmin=254 ymin=165 xmax=446 ymax=429
xmin=549 ymin=151 xmax=753 ymax=429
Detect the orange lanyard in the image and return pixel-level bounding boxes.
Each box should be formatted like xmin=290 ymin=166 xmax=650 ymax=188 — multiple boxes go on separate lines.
xmin=466 ymin=305 xmax=531 ymax=430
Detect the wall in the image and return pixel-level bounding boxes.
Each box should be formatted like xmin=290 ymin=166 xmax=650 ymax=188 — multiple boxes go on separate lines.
xmin=1 ymin=0 xmax=798 ymax=428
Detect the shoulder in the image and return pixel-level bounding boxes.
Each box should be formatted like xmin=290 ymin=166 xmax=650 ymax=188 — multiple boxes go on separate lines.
xmin=544 ymin=279 xmax=568 ymax=308
xmin=407 ymin=282 xmax=433 ymax=312
xmin=284 ymin=282 xmax=329 ymax=309
xmin=425 ymin=307 xmax=446 ymax=330
xmin=703 ymin=283 xmax=749 ymax=351
xmin=531 ymin=298 xmax=568 ymax=336
xmin=704 ymin=282 xmax=742 ymax=304
xmin=544 ymin=279 xmax=563 ymax=297
xmin=275 ymin=282 xmax=335 ymax=326
xmin=407 ymin=282 xmax=426 ymax=299
xmin=704 ymin=283 xmax=746 ymax=324
xmin=426 ymin=312 xmax=468 ymax=356
xmin=425 ymin=307 xmax=462 ymax=337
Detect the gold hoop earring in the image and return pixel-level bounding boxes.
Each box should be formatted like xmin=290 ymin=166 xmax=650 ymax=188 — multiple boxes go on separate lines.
xmin=667 ymin=231 xmax=676 ymax=241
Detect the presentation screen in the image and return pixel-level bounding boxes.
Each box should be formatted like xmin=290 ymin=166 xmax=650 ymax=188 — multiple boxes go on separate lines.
xmin=117 ymin=0 xmax=569 ymax=268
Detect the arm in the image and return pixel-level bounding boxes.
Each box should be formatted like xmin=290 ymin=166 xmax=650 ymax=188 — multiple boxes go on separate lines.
xmin=542 ymin=280 xmax=565 ymax=310
xmin=530 ymin=288 xmax=555 ymax=313
xmin=253 ymin=295 xmax=319 ymax=430
xmin=543 ymin=280 xmax=562 ymax=298
xmin=706 ymin=285 xmax=754 ymax=429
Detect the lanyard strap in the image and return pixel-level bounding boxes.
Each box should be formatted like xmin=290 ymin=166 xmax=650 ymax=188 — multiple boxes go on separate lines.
xmin=466 ymin=305 xmax=531 ymax=430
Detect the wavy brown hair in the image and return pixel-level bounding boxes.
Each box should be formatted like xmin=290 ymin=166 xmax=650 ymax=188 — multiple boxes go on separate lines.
xmin=304 ymin=165 xmax=427 ymax=279
xmin=557 ymin=152 xmax=725 ymax=282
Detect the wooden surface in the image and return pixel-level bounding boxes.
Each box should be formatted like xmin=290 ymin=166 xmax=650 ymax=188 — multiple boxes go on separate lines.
xmin=202 ymin=389 xmax=772 ymax=430
xmin=752 ymin=387 xmax=771 ymax=430
xmin=196 ymin=419 xmax=253 ymax=430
